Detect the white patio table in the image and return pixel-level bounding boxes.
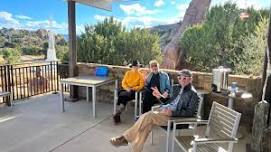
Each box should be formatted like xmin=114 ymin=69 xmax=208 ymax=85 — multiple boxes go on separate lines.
xmin=60 ymin=76 xmax=118 ymax=118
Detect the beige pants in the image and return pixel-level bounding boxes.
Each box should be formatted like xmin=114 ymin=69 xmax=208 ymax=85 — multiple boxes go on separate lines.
xmin=123 ymin=111 xmax=169 ymax=152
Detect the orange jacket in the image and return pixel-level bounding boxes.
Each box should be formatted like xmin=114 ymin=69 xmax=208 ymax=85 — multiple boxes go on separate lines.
xmin=122 ymin=70 xmax=144 ymax=92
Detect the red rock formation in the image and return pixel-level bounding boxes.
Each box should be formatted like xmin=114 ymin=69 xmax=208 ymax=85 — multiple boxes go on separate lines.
xmin=161 ymin=0 xmax=211 ymax=69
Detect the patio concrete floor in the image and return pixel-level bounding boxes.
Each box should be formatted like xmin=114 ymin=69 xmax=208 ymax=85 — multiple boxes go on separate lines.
xmin=0 ymin=93 xmax=250 ymax=152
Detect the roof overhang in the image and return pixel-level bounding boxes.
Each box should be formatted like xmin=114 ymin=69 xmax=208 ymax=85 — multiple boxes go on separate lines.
xmin=69 ymin=0 xmax=126 ymax=11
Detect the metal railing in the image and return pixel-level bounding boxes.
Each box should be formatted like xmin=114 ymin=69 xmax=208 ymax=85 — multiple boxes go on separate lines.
xmin=0 ymin=62 xmax=63 ymax=104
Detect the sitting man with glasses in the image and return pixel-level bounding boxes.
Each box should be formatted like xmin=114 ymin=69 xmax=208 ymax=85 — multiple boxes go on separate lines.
xmin=110 ymin=69 xmax=199 ymax=152
xmin=142 ymin=60 xmax=171 ymax=113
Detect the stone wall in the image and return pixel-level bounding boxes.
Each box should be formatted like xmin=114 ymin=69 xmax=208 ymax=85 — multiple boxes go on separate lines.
xmin=76 ymin=62 xmax=262 ymax=130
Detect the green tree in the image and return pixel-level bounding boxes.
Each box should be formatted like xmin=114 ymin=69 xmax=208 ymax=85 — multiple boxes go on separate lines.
xmin=180 ymin=24 xmax=219 ymax=71
xmin=21 ymin=45 xmax=43 ymax=55
xmin=114 ymin=28 xmax=161 ymax=65
xmin=232 ymin=18 xmax=268 ymax=75
xmin=0 ymin=48 xmax=21 ymax=64
xmin=0 ymin=56 xmax=5 ymax=64
xmin=94 ymin=17 xmax=125 ymax=38
xmin=0 ymin=36 xmax=6 ymax=48
xmin=77 ymin=17 xmax=161 ymax=66
xmin=56 ymin=45 xmax=69 ymax=63
xmin=180 ymin=2 xmax=269 ymax=75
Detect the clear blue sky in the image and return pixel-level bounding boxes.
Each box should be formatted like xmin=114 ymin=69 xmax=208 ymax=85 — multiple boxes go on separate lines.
xmin=0 ymin=0 xmax=269 ymax=35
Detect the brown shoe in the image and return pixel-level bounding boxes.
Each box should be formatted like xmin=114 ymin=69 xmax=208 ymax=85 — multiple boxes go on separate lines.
xmin=113 ymin=112 xmax=121 ymax=124
xmin=110 ymin=136 xmax=128 ymax=147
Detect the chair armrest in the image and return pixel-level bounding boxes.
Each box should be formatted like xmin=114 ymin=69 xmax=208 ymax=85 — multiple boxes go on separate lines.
xmin=192 ymin=136 xmax=238 ymax=144
xmin=168 ymin=117 xmax=198 ymax=123
xmin=173 ymin=119 xmax=208 ymax=125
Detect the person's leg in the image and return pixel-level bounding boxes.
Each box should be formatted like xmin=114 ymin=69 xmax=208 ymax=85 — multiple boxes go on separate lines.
xmin=142 ymin=90 xmax=158 ymax=113
xmin=117 ymin=90 xmax=135 ymax=112
xmin=110 ymin=113 xmax=155 ymax=147
xmin=131 ymin=125 xmax=152 ymax=152
xmin=117 ymin=91 xmax=127 ymax=113
xmin=113 ymin=90 xmax=126 ymax=123
xmin=114 ymin=90 xmax=135 ymax=123
xmin=123 ymin=111 xmax=169 ymax=152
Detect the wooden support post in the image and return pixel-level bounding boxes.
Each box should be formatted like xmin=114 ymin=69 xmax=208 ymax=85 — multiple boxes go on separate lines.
xmin=68 ymin=0 xmax=78 ymax=100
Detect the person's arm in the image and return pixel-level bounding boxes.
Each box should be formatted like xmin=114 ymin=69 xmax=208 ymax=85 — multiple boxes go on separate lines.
xmin=162 ymin=73 xmax=171 ymax=98
xmin=121 ymin=71 xmax=130 ymax=91
xmin=171 ymin=92 xmax=199 ymax=117
xmin=145 ymin=73 xmax=151 ymax=86
xmin=132 ymin=72 xmax=144 ymax=91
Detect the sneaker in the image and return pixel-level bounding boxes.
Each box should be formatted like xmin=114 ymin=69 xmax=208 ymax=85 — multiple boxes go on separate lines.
xmin=110 ymin=136 xmax=128 ymax=147
xmin=113 ymin=112 xmax=121 ymax=124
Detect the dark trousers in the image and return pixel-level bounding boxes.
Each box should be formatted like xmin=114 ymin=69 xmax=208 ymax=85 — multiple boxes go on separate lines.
xmin=117 ymin=90 xmax=135 ymax=106
xmin=142 ymin=89 xmax=169 ymax=113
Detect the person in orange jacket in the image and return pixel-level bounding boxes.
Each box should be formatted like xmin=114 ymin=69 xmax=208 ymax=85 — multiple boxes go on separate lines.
xmin=113 ymin=60 xmax=144 ymax=124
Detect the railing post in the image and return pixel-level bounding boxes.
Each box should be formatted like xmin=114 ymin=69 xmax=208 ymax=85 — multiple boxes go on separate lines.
xmin=3 ymin=65 xmax=8 ymax=103
xmin=6 ymin=65 xmax=12 ymax=106
xmin=56 ymin=61 xmax=59 ymax=91
xmin=52 ymin=61 xmax=58 ymax=94
xmin=50 ymin=62 xmax=53 ymax=92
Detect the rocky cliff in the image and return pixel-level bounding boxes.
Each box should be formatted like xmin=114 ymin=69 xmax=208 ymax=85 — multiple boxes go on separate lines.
xmin=154 ymin=0 xmax=211 ymax=69
xmin=149 ymin=22 xmax=181 ymax=51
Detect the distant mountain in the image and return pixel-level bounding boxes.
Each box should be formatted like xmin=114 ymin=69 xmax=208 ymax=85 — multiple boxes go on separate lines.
xmin=148 ymin=22 xmax=181 ymax=50
xmin=0 ymin=28 xmax=67 ymax=49
xmin=61 ymin=34 xmax=82 ymax=41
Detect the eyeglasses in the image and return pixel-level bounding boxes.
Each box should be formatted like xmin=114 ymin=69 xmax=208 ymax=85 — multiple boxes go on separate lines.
xmin=177 ymin=76 xmax=190 ymax=80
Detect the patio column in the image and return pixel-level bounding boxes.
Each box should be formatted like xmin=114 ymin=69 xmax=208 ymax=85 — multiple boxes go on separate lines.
xmin=68 ymin=0 xmax=78 ymax=99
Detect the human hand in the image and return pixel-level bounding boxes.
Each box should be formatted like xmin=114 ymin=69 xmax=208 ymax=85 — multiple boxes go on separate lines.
xmin=151 ymin=87 xmax=162 ymax=99
xmin=152 ymin=91 xmax=161 ymax=99
xmin=126 ymin=88 xmax=131 ymax=92
xmin=151 ymin=87 xmax=159 ymax=93
xmin=161 ymin=92 xmax=168 ymax=98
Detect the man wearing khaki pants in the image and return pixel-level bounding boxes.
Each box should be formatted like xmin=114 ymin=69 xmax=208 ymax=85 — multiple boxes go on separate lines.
xmin=110 ymin=69 xmax=199 ymax=152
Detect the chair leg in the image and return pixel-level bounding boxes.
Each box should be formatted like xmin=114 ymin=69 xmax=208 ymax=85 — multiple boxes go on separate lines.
xmin=166 ymin=120 xmax=171 ymax=152
xmin=171 ymin=123 xmax=176 ymax=152
xmin=8 ymin=92 xmax=13 ymax=108
xmin=10 ymin=93 xmax=13 ymax=109
xmin=134 ymin=92 xmax=138 ymax=119
xmin=151 ymin=130 xmax=154 ymax=145
xmin=139 ymin=92 xmax=142 ymax=116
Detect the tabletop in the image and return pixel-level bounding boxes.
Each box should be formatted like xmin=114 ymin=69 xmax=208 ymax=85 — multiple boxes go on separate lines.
xmin=60 ymin=76 xmax=114 ymax=86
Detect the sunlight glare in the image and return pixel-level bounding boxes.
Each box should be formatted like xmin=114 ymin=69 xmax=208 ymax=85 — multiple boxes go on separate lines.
xmin=0 ymin=116 xmax=16 ymax=123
